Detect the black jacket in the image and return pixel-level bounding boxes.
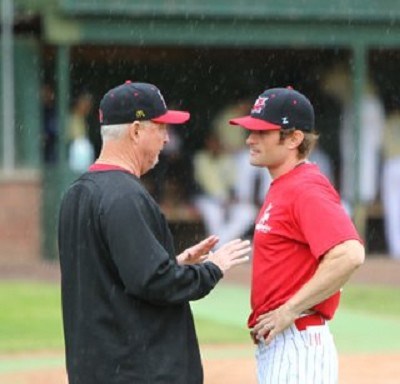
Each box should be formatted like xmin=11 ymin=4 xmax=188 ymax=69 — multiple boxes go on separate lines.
xmin=58 ymin=170 xmax=223 ymax=384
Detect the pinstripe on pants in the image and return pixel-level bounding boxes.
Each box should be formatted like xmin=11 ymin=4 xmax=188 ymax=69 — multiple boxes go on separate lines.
xmin=256 ymin=324 xmax=338 ymax=384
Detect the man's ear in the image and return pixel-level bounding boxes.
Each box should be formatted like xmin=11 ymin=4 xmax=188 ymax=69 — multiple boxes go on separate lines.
xmin=129 ymin=121 xmax=141 ymax=142
xmin=287 ymin=130 xmax=304 ymax=149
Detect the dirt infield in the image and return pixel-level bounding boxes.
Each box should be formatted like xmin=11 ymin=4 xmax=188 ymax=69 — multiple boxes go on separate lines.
xmin=1 ymin=256 xmax=399 ymax=383
xmin=2 ymin=349 xmax=400 ymax=384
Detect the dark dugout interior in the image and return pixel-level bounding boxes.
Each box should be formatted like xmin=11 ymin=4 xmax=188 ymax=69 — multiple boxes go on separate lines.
xmin=60 ymin=46 xmax=348 ymax=180
xmin=44 ymin=45 xmax=396 ymax=252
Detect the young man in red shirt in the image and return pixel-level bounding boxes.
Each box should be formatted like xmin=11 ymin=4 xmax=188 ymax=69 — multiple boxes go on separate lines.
xmin=230 ymin=87 xmax=365 ymax=383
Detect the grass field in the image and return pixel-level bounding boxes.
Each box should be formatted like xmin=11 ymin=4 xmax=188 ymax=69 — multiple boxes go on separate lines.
xmin=192 ymin=283 xmax=400 ymax=353
xmin=0 ymin=281 xmax=399 ymax=353
xmin=0 ymin=282 xmax=63 ymax=352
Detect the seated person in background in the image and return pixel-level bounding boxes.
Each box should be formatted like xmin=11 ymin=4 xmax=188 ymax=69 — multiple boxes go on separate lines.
xmin=68 ymin=92 xmax=95 ymax=172
xmin=213 ymin=99 xmax=272 ymax=220
xmin=193 ymin=132 xmax=258 ymax=246
xmin=382 ymin=108 xmax=400 ymax=259
xmin=309 ymin=143 xmax=334 ymax=184
xmin=234 ymin=147 xmax=272 ymax=209
xmin=142 ymin=124 xmax=198 ymax=220
xmin=321 ymin=65 xmax=385 ymax=214
xmin=42 ymin=84 xmax=58 ymax=164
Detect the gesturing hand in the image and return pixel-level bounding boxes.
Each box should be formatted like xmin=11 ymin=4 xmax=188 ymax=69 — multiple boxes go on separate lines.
xmin=177 ymin=235 xmax=219 ymax=265
xmin=207 ymin=238 xmax=252 ymax=273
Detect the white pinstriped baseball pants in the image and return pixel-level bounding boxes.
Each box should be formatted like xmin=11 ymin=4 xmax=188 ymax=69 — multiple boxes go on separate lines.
xmin=256 ymin=324 xmax=338 ymax=384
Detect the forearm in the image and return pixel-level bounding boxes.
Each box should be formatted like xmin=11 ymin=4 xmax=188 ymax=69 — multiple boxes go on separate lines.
xmin=284 ymin=240 xmax=365 ymax=317
xmin=142 ymin=262 xmax=223 ymax=305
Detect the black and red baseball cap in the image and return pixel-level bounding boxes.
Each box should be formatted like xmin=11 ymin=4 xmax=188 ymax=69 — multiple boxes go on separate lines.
xmin=229 ymin=87 xmax=314 ymax=131
xmin=99 ymin=81 xmax=190 ymax=125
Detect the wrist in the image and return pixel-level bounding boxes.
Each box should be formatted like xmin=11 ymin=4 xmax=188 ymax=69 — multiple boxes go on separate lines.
xmin=282 ymin=301 xmax=302 ymax=319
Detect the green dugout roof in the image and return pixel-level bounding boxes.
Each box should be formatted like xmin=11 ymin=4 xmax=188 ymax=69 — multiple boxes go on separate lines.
xmin=58 ymin=0 xmax=400 ymax=21
xmin=11 ymin=0 xmax=399 ymax=47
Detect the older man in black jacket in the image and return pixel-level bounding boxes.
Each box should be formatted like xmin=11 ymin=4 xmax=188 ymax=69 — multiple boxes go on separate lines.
xmin=58 ymin=81 xmax=251 ymax=384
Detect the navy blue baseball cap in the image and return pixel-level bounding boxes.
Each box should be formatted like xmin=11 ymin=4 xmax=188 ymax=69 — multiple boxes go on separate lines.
xmin=99 ymin=81 xmax=190 ymax=125
xmin=229 ymin=87 xmax=314 ymax=131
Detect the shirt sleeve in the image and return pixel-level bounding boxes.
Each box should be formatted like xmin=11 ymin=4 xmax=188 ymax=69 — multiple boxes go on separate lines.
xmin=292 ymin=186 xmax=362 ymax=259
xmin=101 ymin=191 xmax=223 ymax=305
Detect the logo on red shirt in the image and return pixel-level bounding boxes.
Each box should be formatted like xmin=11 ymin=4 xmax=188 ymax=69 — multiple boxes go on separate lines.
xmin=256 ymin=203 xmax=273 ymax=233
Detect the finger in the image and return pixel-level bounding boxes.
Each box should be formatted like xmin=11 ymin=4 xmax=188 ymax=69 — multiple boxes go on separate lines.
xmin=217 ymin=241 xmax=243 ymax=255
xmin=201 ymin=242 xmax=218 ymax=254
xmin=263 ymin=329 xmax=276 ymax=345
xmin=207 ymin=235 xmax=219 ymax=243
xmin=264 ymin=324 xmax=275 ymax=332
xmin=199 ymin=237 xmax=214 ymax=246
xmin=208 ymin=237 xmax=219 ymax=248
xmin=256 ymin=313 xmax=271 ymax=321
xmin=202 ymin=235 xmax=219 ymax=245
xmin=256 ymin=322 xmax=275 ymax=339
xmin=205 ymin=234 xmax=219 ymax=240
xmin=221 ymin=238 xmax=243 ymax=250
xmin=229 ymin=246 xmax=252 ymax=260
xmin=229 ymin=255 xmax=250 ymax=267
xmin=253 ymin=319 xmax=270 ymax=334
xmin=250 ymin=330 xmax=258 ymax=345
xmin=191 ymin=236 xmax=213 ymax=250
xmin=229 ymin=240 xmax=251 ymax=253
xmin=197 ymin=236 xmax=219 ymax=252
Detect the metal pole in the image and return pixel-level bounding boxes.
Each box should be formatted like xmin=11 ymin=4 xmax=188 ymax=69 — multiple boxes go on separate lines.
xmin=352 ymin=44 xmax=366 ymax=206
xmin=1 ymin=0 xmax=15 ymax=172
xmin=352 ymin=43 xmax=367 ymax=237
xmin=56 ymin=45 xmax=70 ymax=171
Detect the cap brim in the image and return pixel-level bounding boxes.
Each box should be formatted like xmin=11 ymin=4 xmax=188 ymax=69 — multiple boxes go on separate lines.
xmin=229 ymin=116 xmax=281 ymax=131
xmin=151 ymin=110 xmax=190 ymax=124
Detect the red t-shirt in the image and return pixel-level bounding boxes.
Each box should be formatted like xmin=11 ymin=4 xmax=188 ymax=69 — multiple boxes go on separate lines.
xmin=248 ymin=163 xmax=362 ymax=328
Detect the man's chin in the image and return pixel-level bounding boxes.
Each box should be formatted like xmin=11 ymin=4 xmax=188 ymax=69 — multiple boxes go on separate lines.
xmin=143 ymin=157 xmax=159 ymax=175
xmin=250 ymin=160 xmax=262 ymax=168
xmin=151 ymin=157 xmax=159 ymax=169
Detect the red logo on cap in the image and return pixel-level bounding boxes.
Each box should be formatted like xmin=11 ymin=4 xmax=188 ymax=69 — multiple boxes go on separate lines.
xmin=251 ymin=97 xmax=268 ymax=114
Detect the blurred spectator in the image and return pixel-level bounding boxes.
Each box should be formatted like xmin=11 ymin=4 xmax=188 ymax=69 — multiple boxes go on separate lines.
xmin=149 ymin=125 xmax=198 ymax=220
xmin=42 ymin=84 xmax=58 ymax=164
xmin=193 ymin=89 xmax=274 ymax=247
xmin=233 ymin=148 xmax=271 ymax=208
xmin=382 ymin=109 xmax=400 ymax=259
xmin=193 ymin=131 xmax=257 ymax=245
xmin=322 ymin=65 xmax=385 ymax=214
xmin=212 ymin=99 xmax=250 ymax=155
xmin=309 ymin=144 xmax=334 ymax=184
xmin=68 ymin=92 xmax=95 ymax=172
xmin=213 ymin=99 xmax=271 ymax=207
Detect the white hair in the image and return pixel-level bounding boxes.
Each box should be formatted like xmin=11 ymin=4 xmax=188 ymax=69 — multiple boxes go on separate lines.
xmin=100 ymin=124 xmax=130 ymax=141
xmin=100 ymin=121 xmax=154 ymax=141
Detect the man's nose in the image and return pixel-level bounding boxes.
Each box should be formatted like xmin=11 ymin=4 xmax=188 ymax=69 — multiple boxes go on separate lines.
xmin=164 ymin=130 xmax=170 ymax=143
xmin=246 ymin=133 xmax=255 ymax=144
